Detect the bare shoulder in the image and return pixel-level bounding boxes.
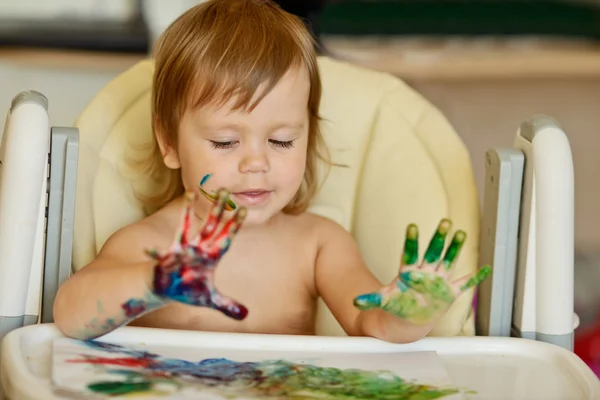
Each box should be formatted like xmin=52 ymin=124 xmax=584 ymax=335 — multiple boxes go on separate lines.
xmin=97 ymin=200 xmax=179 ymax=264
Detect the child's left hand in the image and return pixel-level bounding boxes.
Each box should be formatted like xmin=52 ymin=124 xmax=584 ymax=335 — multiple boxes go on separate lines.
xmin=353 ymin=219 xmax=491 ymax=325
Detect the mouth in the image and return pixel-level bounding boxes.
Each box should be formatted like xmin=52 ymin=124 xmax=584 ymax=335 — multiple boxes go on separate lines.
xmin=231 ymin=190 xmax=272 ymax=206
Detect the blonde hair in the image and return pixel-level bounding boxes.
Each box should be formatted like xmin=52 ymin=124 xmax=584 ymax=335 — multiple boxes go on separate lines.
xmin=135 ymin=0 xmax=329 ymax=215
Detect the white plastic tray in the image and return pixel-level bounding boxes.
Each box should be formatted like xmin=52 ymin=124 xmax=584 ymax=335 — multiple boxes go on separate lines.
xmin=1 ymin=323 xmax=599 ymax=400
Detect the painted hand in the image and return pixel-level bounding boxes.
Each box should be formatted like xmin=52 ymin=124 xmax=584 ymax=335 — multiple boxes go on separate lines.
xmin=353 ymin=219 xmax=491 ymax=325
xmin=146 ymin=190 xmax=249 ymax=320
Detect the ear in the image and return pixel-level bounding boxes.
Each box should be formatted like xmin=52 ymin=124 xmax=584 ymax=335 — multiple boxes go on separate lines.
xmin=154 ymin=118 xmax=181 ymax=169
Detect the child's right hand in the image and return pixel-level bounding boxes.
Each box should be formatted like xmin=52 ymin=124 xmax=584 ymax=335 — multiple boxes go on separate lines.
xmin=145 ymin=190 xmax=249 ymax=320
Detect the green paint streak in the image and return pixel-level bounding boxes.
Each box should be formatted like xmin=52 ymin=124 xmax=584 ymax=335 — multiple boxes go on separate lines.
xmin=88 ymin=380 xmax=153 ymax=396
xmin=96 ymin=301 xmax=104 ymax=314
xmin=402 ymin=224 xmax=419 ymax=265
xmin=198 ymin=174 xmax=237 ymax=211
xmin=87 ymin=370 xmax=179 ymax=396
xmin=199 ymin=186 xmax=237 ymax=211
xmin=245 ymin=361 xmax=460 ymax=399
xmin=441 ymin=231 xmax=466 ymax=270
xmin=423 ymin=219 xmax=451 ymax=264
xmin=460 ymin=266 xmax=492 ymax=292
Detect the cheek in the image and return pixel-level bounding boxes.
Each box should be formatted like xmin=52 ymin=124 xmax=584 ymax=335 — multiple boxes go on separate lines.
xmin=275 ymin=144 xmax=307 ymax=187
xmin=177 ymin=145 xmax=236 ymax=191
xmin=176 ymin=142 xmax=212 ymax=188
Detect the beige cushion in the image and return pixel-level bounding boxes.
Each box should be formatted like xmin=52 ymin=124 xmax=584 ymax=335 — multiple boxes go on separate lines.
xmin=73 ymin=56 xmax=480 ymax=337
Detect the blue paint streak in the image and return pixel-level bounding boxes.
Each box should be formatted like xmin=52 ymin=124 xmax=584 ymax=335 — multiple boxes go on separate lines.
xmin=353 ymin=292 xmax=382 ymax=309
xmin=395 ymin=279 xmax=409 ymax=292
xmin=200 ymin=174 xmax=211 ymax=187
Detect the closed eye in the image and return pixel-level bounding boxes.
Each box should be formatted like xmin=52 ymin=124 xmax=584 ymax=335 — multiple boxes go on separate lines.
xmin=210 ymin=140 xmax=237 ymax=149
xmin=270 ymin=139 xmax=295 ymax=149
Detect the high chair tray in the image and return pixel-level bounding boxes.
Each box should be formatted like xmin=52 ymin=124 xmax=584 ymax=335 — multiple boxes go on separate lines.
xmin=1 ymin=323 xmax=598 ymax=400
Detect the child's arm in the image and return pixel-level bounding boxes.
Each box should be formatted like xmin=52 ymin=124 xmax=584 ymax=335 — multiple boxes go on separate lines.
xmin=54 ymin=190 xmax=247 ymax=340
xmin=315 ymin=217 xmax=490 ymax=344
xmin=314 ymin=219 xmax=432 ymax=343
xmin=53 ymin=224 xmax=166 ymax=340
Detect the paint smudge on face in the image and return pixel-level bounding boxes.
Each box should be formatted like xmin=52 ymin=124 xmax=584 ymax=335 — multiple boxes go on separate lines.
xmin=354 ymin=219 xmax=491 ymax=325
xmin=148 ymin=190 xmax=248 ymax=320
xmin=66 ymin=340 xmax=462 ymax=399
xmin=200 ymin=174 xmax=211 ymax=186
xmin=199 ymin=173 xmax=237 ymax=211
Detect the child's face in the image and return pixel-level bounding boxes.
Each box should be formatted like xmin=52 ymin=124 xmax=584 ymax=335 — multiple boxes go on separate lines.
xmin=170 ymin=66 xmax=310 ymax=227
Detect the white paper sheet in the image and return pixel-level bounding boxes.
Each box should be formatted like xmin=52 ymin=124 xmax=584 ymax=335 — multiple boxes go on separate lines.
xmin=51 ymin=337 xmax=465 ymax=399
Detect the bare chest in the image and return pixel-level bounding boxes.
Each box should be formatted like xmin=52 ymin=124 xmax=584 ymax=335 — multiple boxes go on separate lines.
xmin=132 ymin=235 xmax=318 ymax=335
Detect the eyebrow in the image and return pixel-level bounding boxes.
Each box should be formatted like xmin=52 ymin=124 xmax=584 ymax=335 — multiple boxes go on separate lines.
xmin=269 ymin=122 xmax=306 ymax=131
xmin=209 ymin=121 xmax=306 ymax=132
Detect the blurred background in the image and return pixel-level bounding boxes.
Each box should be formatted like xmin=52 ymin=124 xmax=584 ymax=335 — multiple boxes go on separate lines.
xmin=0 ymin=0 xmax=599 ymax=373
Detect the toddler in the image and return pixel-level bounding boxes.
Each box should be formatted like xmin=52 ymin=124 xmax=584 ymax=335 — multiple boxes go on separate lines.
xmin=54 ymin=0 xmax=489 ymax=343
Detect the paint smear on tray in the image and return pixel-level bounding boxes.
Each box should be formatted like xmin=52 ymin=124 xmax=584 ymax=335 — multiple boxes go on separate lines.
xmin=51 ymin=337 xmax=467 ymax=399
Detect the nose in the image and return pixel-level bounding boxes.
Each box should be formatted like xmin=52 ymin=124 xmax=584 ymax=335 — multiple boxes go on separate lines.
xmin=238 ymin=148 xmax=270 ymax=174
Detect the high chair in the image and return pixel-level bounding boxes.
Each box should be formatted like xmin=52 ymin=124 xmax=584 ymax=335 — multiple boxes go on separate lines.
xmin=0 ymin=56 xmax=597 ymax=399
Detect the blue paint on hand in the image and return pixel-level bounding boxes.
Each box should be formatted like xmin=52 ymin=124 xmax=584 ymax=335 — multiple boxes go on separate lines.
xmin=353 ymin=292 xmax=382 ymax=310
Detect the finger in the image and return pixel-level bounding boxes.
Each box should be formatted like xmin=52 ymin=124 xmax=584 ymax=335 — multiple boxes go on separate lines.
xmin=199 ymin=175 xmax=237 ymax=211
xmin=353 ymin=292 xmax=382 ymax=310
xmin=199 ymin=187 xmax=237 ymax=211
xmin=200 ymin=189 xmax=229 ymax=240
xmin=210 ymin=293 xmax=249 ymax=320
xmin=215 ymin=207 xmax=247 ymax=253
xmin=452 ymin=265 xmax=492 ymax=295
xmin=175 ymin=191 xmax=196 ymax=247
xmin=145 ymin=248 xmax=182 ymax=273
xmin=401 ymin=224 xmax=419 ymax=267
xmin=438 ymin=230 xmax=466 ymax=272
xmin=144 ymin=247 xmax=164 ymax=262
xmin=423 ymin=219 xmax=452 ymax=265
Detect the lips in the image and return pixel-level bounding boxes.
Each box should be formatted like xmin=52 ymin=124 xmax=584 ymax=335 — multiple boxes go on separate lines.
xmin=232 ymin=190 xmax=272 ymax=206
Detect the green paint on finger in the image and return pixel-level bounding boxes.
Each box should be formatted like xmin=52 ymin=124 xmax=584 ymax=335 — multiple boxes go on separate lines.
xmin=423 ymin=219 xmax=451 ymax=264
xmin=459 ymin=265 xmax=492 ymax=292
xmin=402 ymin=224 xmax=419 ymax=265
xmin=441 ymin=230 xmax=466 ymax=270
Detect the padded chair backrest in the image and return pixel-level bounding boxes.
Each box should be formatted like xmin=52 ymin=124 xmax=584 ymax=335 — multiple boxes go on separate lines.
xmin=73 ymin=56 xmax=481 ymax=337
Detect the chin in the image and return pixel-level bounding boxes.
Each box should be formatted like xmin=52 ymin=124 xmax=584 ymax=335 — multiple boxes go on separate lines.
xmin=228 ymin=190 xmax=293 ymax=228
xmin=236 ymin=207 xmax=279 ymax=228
